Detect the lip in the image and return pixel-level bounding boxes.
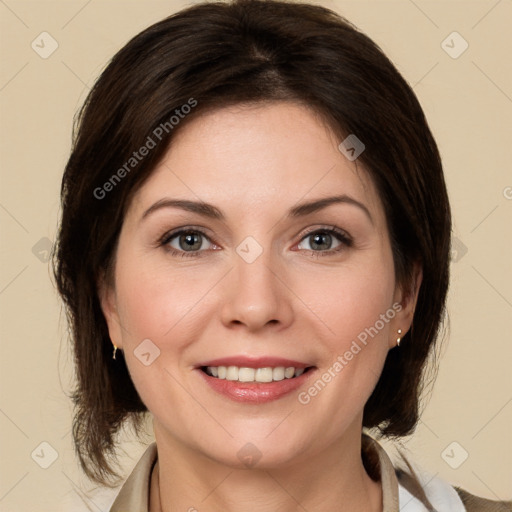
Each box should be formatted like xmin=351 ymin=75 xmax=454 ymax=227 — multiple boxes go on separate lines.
xmin=195 ymin=358 xmax=317 ymax=404
xmin=195 ymin=356 xmax=312 ymax=369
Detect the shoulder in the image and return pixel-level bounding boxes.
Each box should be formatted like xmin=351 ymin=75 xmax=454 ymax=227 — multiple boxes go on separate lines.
xmin=109 ymin=442 xmax=158 ymax=512
xmin=394 ymin=453 xmax=511 ymax=512
xmin=363 ymin=433 xmax=511 ymax=512
xmin=453 ymin=487 xmax=512 ymax=512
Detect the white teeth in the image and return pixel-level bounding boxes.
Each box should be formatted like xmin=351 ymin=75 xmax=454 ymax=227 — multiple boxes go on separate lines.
xmin=226 ymin=366 xmax=239 ymax=380
xmin=238 ymin=367 xmax=255 ymax=382
xmin=205 ymin=365 xmax=308 ymax=382
xmin=272 ymin=367 xmax=285 ymax=381
xmin=284 ymin=367 xmax=295 ymax=379
xmin=255 ymin=367 xmax=273 ymax=382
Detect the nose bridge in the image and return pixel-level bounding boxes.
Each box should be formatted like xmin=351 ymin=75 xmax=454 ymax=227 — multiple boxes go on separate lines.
xmin=220 ymin=235 xmax=293 ymax=330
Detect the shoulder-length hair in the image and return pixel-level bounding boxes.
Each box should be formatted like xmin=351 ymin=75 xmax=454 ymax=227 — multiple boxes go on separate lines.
xmin=52 ymin=0 xmax=451 ymax=485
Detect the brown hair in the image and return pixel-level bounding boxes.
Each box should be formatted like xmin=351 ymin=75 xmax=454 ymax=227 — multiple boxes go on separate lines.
xmin=52 ymin=0 xmax=451 ymax=485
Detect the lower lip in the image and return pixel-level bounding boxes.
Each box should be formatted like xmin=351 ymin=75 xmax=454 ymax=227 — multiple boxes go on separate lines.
xmin=196 ymin=368 xmax=316 ymax=403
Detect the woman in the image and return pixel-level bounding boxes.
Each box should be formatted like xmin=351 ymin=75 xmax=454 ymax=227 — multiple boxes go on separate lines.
xmin=52 ymin=0 xmax=511 ymax=510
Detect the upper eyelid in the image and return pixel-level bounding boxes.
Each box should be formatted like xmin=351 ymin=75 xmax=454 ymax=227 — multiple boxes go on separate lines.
xmin=299 ymin=225 xmax=351 ymax=238
xmin=160 ymin=225 xmax=215 ymax=241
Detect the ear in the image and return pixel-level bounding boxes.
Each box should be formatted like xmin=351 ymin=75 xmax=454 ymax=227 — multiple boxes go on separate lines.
xmin=97 ymin=270 xmax=124 ymax=350
xmin=389 ymin=261 xmax=423 ymax=348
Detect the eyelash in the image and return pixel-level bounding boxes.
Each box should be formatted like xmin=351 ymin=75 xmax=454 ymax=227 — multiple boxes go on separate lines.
xmin=158 ymin=225 xmax=353 ymax=259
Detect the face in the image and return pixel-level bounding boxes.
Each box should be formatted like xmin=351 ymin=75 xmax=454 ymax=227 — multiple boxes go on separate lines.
xmin=100 ymin=102 xmax=418 ymax=469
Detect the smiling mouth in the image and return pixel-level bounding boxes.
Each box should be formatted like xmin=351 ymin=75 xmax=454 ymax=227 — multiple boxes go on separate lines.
xmin=201 ymin=365 xmax=315 ymax=383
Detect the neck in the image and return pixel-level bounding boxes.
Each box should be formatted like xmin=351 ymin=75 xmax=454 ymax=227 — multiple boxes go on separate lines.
xmin=150 ymin=424 xmax=382 ymax=512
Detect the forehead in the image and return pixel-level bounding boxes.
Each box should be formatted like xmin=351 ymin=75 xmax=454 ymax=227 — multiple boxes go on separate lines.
xmin=127 ymin=102 xmax=384 ymax=225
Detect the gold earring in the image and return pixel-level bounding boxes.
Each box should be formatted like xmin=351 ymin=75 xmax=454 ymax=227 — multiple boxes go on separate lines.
xmin=397 ymin=329 xmax=402 ymax=347
xmin=113 ymin=345 xmax=118 ymax=360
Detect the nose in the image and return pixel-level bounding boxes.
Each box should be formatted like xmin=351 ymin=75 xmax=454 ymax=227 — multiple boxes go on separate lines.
xmin=219 ymin=247 xmax=294 ymax=332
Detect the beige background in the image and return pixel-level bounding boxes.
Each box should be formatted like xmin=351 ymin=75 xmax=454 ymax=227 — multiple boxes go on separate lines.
xmin=0 ymin=0 xmax=511 ymax=510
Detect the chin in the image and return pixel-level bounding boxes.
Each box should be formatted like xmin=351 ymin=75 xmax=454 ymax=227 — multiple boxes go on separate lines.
xmin=207 ymin=443 xmax=303 ymax=470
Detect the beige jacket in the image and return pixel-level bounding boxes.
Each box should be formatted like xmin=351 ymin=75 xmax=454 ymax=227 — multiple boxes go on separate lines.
xmin=109 ymin=435 xmax=511 ymax=512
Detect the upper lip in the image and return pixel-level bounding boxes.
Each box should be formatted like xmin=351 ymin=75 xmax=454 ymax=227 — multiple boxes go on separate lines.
xmin=196 ymin=356 xmax=313 ymax=369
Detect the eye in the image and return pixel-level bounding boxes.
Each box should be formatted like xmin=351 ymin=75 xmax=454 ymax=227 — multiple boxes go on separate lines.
xmin=159 ymin=226 xmax=352 ymax=259
xmin=296 ymin=227 xmax=352 ymax=256
xmin=160 ymin=229 xmax=215 ymax=257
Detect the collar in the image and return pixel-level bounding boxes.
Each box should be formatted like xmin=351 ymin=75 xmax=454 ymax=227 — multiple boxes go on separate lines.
xmin=109 ymin=433 xmax=400 ymax=511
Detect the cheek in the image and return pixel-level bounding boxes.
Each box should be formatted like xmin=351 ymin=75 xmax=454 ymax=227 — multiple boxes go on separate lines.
xmin=292 ymin=253 xmax=396 ymax=422
xmin=112 ymin=259 xmax=210 ymax=410
xmin=111 ymin=255 xmax=223 ymax=408
xmin=115 ymin=256 xmax=214 ymax=343
xmin=296 ymin=253 xmax=396 ymax=349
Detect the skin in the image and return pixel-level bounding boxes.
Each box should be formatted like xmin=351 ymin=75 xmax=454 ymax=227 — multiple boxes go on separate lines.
xmin=99 ymin=102 xmax=421 ymax=512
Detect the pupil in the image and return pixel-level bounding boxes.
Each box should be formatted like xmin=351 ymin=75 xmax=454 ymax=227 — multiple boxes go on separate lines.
xmin=311 ymin=232 xmax=331 ymax=250
xmin=180 ymin=233 xmax=201 ymax=251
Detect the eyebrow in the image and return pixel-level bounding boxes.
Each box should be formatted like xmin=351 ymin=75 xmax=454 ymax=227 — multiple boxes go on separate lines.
xmin=140 ymin=194 xmax=373 ymax=224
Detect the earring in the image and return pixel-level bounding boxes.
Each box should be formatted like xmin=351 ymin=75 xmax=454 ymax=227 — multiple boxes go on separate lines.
xmin=113 ymin=345 xmax=118 ymax=360
xmin=396 ymin=329 xmax=402 ymax=347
